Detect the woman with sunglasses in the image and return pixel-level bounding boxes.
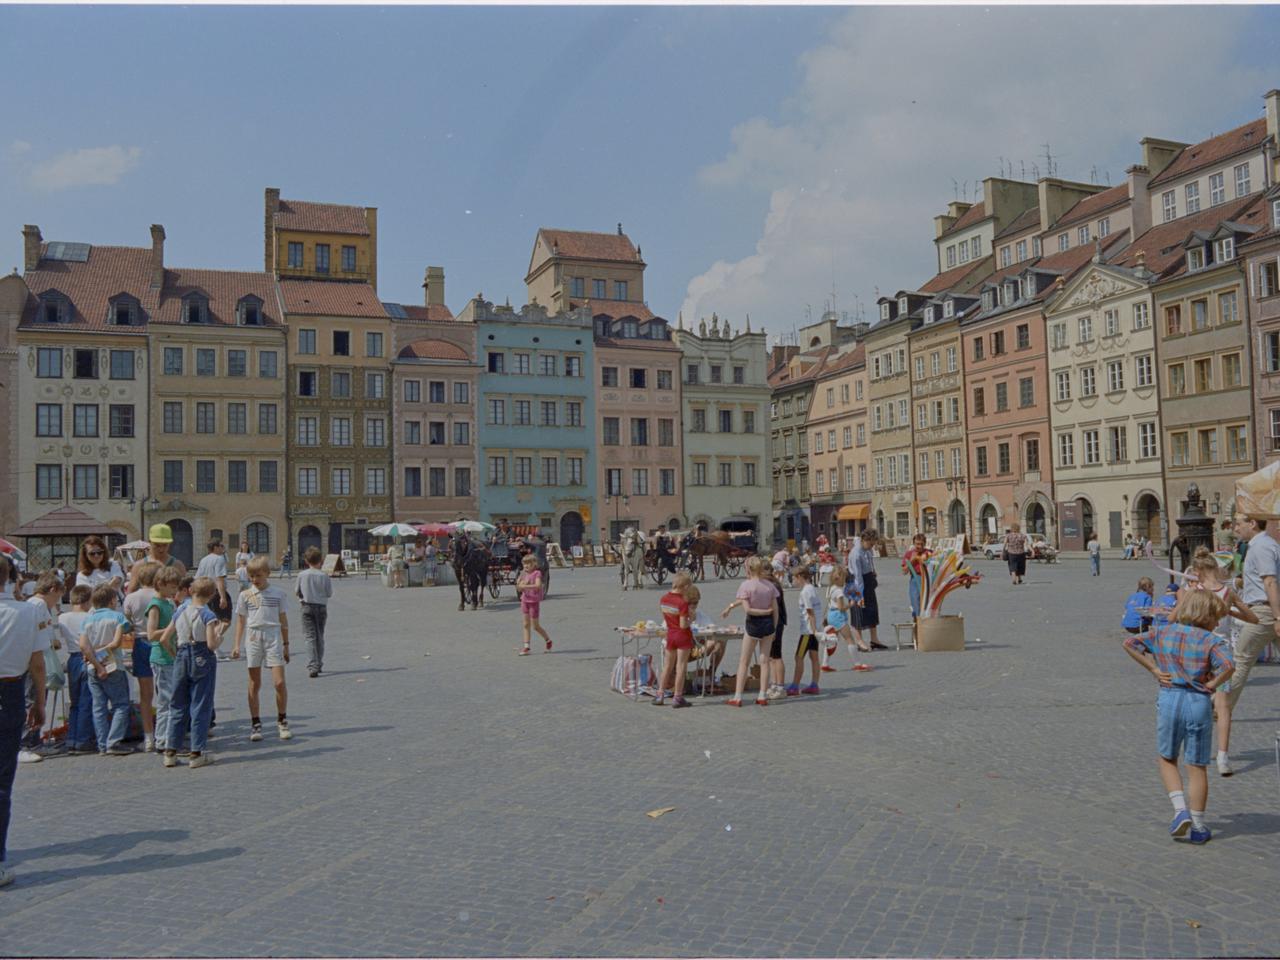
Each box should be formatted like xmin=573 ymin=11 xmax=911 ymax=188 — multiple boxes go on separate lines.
xmin=75 ymin=536 xmax=124 ymax=593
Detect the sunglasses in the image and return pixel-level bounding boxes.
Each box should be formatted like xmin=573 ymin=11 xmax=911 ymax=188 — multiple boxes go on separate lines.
xmin=86 ymin=550 xmax=104 ymax=557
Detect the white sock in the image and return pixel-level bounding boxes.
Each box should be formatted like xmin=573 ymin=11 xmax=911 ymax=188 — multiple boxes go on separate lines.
xmin=1169 ymin=790 xmax=1187 ymax=814
xmin=1217 ymin=750 xmax=1229 ymax=764
xmin=846 ymin=643 xmax=858 ymax=660
xmin=1189 ymin=809 xmax=1207 ymax=831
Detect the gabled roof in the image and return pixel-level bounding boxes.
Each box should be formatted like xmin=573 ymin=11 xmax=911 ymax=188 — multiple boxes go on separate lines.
xmin=918 ymin=256 xmax=993 ymax=294
xmin=994 ymin=206 xmax=1041 ymax=241
xmin=1148 ymin=118 xmax=1268 ymax=188
xmin=154 ymin=268 xmax=283 ymax=326
xmin=1050 ymin=184 xmax=1128 ymax=230
xmin=537 ymin=228 xmax=642 ymax=264
xmin=278 ymin=279 xmax=388 ymax=318
xmin=939 ymin=202 xmax=988 ymax=238
xmin=1111 ymin=197 xmax=1261 ymax=278
xmin=9 ymin=505 xmax=118 ymax=538
xmin=273 ymin=199 xmax=370 ymax=236
xmin=20 ymin=244 xmax=157 ymax=333
xmin=396 ymin=338 xmax=469 ymax=362
xmin=1239 ymin=186 xmax=1280 ymax=248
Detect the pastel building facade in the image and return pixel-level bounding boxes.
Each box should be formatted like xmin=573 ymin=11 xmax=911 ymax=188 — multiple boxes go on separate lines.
xmin=805 ymin=344 xmax=871 ymax=543
xmin=1243 ymin=188 xmax=1280 ymax=467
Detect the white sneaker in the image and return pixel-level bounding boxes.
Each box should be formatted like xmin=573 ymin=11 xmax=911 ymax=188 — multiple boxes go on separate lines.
xmin=144 ymin=736 xmax=155 ymax=753
xmin=0 ymin=864 xmax=14 ymax=888
xmin=1217 ymin=754 xmax=1234 ymax=777
xmin=277 ymin=722 xmax=293 ymax=741
xmin=188 ymin=753 xmax=213 ymax=769
xmin=765 ymin=685 xmax=786 ymax=700
xmin=17 ymin=750 xmax=42 ymax=764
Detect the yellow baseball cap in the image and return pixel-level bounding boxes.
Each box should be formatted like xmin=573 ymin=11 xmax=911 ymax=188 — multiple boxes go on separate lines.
xmin=148 ymin=523 xmax=174 ymax=543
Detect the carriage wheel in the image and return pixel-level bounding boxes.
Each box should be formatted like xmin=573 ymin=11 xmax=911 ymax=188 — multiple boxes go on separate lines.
xmin=649 ymin=563 xmax=667 ymax=585
xmin=488 ymin=577 xmax=500 ymax=599
xmin=726 ymin=556 xmax=744 ymax=577
xmin=690 ymin=557 xmax=704 ymax=582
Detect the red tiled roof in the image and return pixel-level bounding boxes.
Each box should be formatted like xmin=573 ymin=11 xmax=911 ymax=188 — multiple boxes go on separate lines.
xmin=918 ymin=256 xmax=993 ymax=294
xmin=939 ymin=202 xmax=987 ymax=238
xmin=21 ymin=244 xmax=156 ymax=333
xmin=274 ymin=199 xmax=370 ymax=236
xmin=573 ymin=298 xmax=657 ymax=321
xmin=1148 ymin=119 xmax=1267 ymax=187
xmin=396 ymin=338 xmax=469 ymax=362
xmin=278 ymin=280 xmax=388 ymax=318
xmin=1036 ymin=229 xmax=1130 ymax=275
xmin=399 ymin=304 xmax=456 ymax=323
xmin=1111 ymin=198 xmax=1261 ymax=277
xmin=814 ymin=342 xmax=865 ymax=380
xmin=1051 ymin=184 xmax=1128 ymax=230
xmin=769 ymin=346 xmax=835 ymax=387
xmin=539 ymin=229 xmax=642 ymax=263
xmin=994 ymin=207 xmax=1041 ymax=240
xmin=153 ymin=267 xmax=282 ymax=326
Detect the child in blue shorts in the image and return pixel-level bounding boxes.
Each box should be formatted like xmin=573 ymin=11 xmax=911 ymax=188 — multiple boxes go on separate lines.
xmin=1123 ymin=590 xmax=1234 ymax=844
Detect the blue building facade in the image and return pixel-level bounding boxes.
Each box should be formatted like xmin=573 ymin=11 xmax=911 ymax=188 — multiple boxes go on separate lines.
xmin=463 ymin=298 xmax=596 ymax=547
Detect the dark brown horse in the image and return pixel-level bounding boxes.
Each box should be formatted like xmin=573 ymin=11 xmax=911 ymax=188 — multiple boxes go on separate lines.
xmin=685 ymin=532 xmax=734 ymax=579
xmin=447 ymin=537 xmax=490 ymax=610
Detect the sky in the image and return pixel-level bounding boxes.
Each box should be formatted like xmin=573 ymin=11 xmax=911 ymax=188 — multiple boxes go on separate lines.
xmin=2 ymin=5 xmax=1278 ymax=345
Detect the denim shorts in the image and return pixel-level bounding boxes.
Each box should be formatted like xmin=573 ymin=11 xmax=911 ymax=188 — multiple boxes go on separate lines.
xmin=744 ymin=614 xmax=775 ymax=639
xmin=1156 ymin=685 xmax=1212 ymax=766
xmin=827 ymin=610 xmax=847 ymax=630
xmin=129 ymin=638 xmax=154 ymax=679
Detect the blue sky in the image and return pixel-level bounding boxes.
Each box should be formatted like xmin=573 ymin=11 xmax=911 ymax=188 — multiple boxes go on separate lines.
xmin=2 ymin=5 xmax=1278 ymax=340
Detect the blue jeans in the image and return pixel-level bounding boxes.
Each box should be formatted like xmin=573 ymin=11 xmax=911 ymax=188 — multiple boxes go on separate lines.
xmin=86 ymin=669 xmax=130 ymax=752
xmin=908 ymin=577 xmax=921 ymax=618
xmin=1156 ymin=685 xmax=1212 ymax=766
xmin=1090 ymin=553 xmax=1101 ymax=576
xmin=152 ymin=662 xmax=175 ymax=750
xmin=0 ymin=679 xmax=25 ymax=862
xmin=65 ymin=653 xmax=96 ymax=749
xmin=168 ymin=644 xmax=216 ymax=754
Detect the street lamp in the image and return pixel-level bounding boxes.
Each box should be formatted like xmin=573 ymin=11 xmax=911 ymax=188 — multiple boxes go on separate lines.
xmin=603 ymin=492 xmax=630 ymax=541
xmin=129 ymin=493 xmax=161 ymax=537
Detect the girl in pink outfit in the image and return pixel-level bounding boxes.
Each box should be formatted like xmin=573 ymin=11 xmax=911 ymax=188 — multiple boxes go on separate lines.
xmin=515 ymin=554 xmax=551 ymax=655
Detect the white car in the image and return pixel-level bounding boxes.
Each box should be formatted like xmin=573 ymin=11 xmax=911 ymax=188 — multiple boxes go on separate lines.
xmin=983 ymin=536 xmax=1056 ymax=561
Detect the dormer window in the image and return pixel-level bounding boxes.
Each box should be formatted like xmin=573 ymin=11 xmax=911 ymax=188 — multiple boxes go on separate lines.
xmin=236 ymin=295 xmax=264 ymax=326
xmin=183 ymin=292 xmax=210 ymax=324
xmin=982 ymin=291 xmax=993 ymax=312
xmin=595 ymin=318 xmax=610 ymax=338
xmin=924 ymin=306 xmax=935 ymax=324
xmin=942 ymin=300 xmax=955 ymax=319
xmin=1023 ymin=275 xmax=1036 ymax=299
xmin=1004 ymin=282 xmax=1015 ymax=304
xmin=107 ymin=294 xmax=140 ymax=326
xmin=39 ymin=290 xmax=71 ymax=324
xmin=880 ymin=302 xmax=890 ymax=321
xmin=1188 ymin=247 xmax=1205 ymax=271
xmin=1273 ymin=198 xmax=1280 ymax=229
xmin=621 ymin=320 xmax=638 ymax=339
xmin=1214 ymin=237 xmax=1234 ymax=263
xmin=898 ymin=296 xmax=908 ymax=316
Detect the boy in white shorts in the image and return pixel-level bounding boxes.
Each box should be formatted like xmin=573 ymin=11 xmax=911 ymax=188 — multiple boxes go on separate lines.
xmin=230 ymin=557 xmax=292 ymax=742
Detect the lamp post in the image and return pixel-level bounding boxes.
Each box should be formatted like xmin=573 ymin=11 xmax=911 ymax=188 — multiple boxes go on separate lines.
xmin=129 ymin=493 xmax=161 ymax=538
xmin=603 ymin=493 xmax=630 ymax=542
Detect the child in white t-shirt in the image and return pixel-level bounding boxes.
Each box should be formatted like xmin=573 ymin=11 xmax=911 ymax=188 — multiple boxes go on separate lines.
xmin=231 ymin=557 xmax=292 ymax=742
xmin=787 ymin=567 xmax=824 ymax=695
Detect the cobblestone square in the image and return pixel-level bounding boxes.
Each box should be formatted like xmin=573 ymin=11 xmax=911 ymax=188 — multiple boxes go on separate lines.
xmin=3 ymin=558 xmax=1279 ymax=957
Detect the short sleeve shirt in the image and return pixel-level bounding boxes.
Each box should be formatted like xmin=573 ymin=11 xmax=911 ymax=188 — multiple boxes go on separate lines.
xmin=0 ymin=598 xmax=44 ymax=678
xmin=81 ymin=608 xmax=131 ymax=668
xmin=1241 ymin=531 xmax=1280 ymax=606
xmin=145 ymin=597 xmax=176 ymax=665
xmin=235 ymin=585 xmax=286 ymax=630
xmin=799 ymin=583 xmax=822 ymax=629
xmin=660 ymin=591 xmax=692 ymax=644
xmin=173 ymin=602 xmax=219 ymax=647
xmin=1123 ymin=621 xmax=1233 ymax=693
xmin=196 ymin=553 xmax=229 ymax=581
xmin=735 ymin=578 xmax=776 ymax=611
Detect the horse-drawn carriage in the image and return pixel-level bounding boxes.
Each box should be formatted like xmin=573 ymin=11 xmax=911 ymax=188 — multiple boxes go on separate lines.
xmin=487 ymin=538 xmax=550 ymax=599
xmin=676 ymin=529 xmax=751 ymax=580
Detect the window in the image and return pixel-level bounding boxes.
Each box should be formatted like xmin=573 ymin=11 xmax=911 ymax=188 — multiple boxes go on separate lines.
xmin=1106 ymin=426 xmax=1127 ymax=463
xmin=513 ymin=353 xmax=530 ymax=375
xmin=404 ymin=421 xmax=422 ymax=445
xmin=74 ymin=349 xmax=97 ymax=379
xmin=331 ymin=371 xmax=351 ymax=399
xmin=1000 ymin=246 xmax=1011 ymax=268
xmin=691 ymin=409 xmax=706 ymax=433
xmin=973 ymin=387 xmax=985 ymax=416
xmin=1188 ymin=246 xmax=1202 ymax=271
xmin=567 ymin=458 xmax=583 ymax=485
xmin=73 ymin=464 xmax=98 ymax=499
xmin=1198 ymin=428 xmax=1218 ymax=464
xmin=931 ymin=351 xmax=941 ymax=375
xmin=1267 ymin=332 xmax=1280 ymax=372
xmin=632 ymin=418 xmax=651 ymax=445
xmin=816 ymin=429 xmax=827 ymax=453
xmin=1222 ymin=353 xmax=1242 ymax=387
xmin=534 ymin=354 xmax=556 ymax=377
xmin=1058 ymin=232 xmax=1070 ymax=252
xmin=975 ymin=446 xmax=988 ymax=475
xmin=1098 ymin=217 xmax=1111 ymax=238
xmin=887 ymin=456 xmax=898 ymax=485
xmin=710 ymin=365 xmax=723 ymax=384
xmin=429 ymin=468 xmax=446 ymax=497
xmin=365 ymin=417 xmax=386 ymax=447
xmin=1194 ymin=357 xmax=1212 ymax=393
xmin=227 ymin=403 xmax=247 ymax=434
xmin=1050 ymin=323 xmax=1066 ymax=350
xmin=287 ymin=242 xmax=303 ymax=268
xmin=660 ymin=468 xmax=676 ymax=496
xmin=159 ymin=401 xmax=183 ymax=434
xmin=995 ymin=382 xmax=1008 ymax=412
xmin=972 ymin=335 xmax=984 ymax=362
xmin=1078 ymin=225 xmax=1090 ymax=245
xmin=1261 ymin=261 xmax=1279 ymax=298
xmin=1227 ymin=425 xmax=1248 ymax=462
xmin=364 ymin=332 xmax=383 ymax=358
xmin=605 ymin=467 xmax=622 ymax=496
xmin=1083 ymin=429 xmax=1100 ymax=465
xmin=196 ymin=460 xmax=216 ymax=493
xmin=1171 ymin=432 xmax=1190 ymax=466
xmin=298 ymin=329 xmax=316 ymax=355
xmin=1138 ymin=422 xmax=1157 ymax=459
xmin=1234 ymin=162 xmax=1250 ymax=197
xmin=538 ymin=400 xmax=557 ymax=426
xmin=1275 ymin=199 xmax=1280 ymax=228
xmin=1135 ymin=354 xmax=1153 ymax=387
xmin=1210 ymin=171 xmax=1225 ymax=206
xmin=1191 ymin=299 xmax=1209 ymax=331
xmin=331 ymin=467 xmax=351 ymax=496
xmin=1165 ymin=305 xmax=1182 ymax=336
xmin=487 ymin=399 xmax=504 ymax=425
xmin=228 ymin=460 xmax=248 ymax=493
xmin=603 ymin=417 xmax=620 ymax=445
xmin=743 ymin=410 xmax=756 ymax=434
xmin=487 ymin=352 xmax=505 ymax=374
xmin=566 ymin=401 xmax=582 ymax=427
xmin=1107 ymin=359 xmax=1124 ymax=392
xmin=331 ymin=416 xmax=352 ymax=446
xmin=601 ymin=366 xmax=618 ymax=388
xmin=195 ymin=348 xmax=215 ymax=377
xmin=570 ymin=276 xmax=585 ymax=298
xmin=452 ymin=422 xmax=469 ymax=445
xmin=733 ymin=366 xmax=746 ymax=385
xmin=196 ymin=402 xmax=216 ymax=434
xmin=874 ymin=458 xmax=884 ymax=487
xmin=1014 ymin=239 xmax=1027 ymax=262
xmin=73 ymin=404 xmax=99 ymax=437
xmin=455 ymin=467 xmax=471 ymax=496
xmin=947 ymin=246 xmax=956 ymax=268
xmin=1104 ymin=310 xmax=1119 ymax=337
xmin=36 ymin=403 xmax=62 ymax=436
xmin=1185 ymin=181 xmax=1201 ymax=214
xmin=1024 ymin=437 xmax=1040 ymax=472
xmin=539 ymin=457 xmax=557 ymax=487
xmin=33 ymin=463 xmax=62 ymax=501
xmin=1055 ymin=371 xmax=1070 ymax=401
xmin=691 ymin=462 xmax=708 ymax=487
xmin=315 ymin=244 xmax=330 ymax=274
xmin=256 ymin=350 xmax=278 ymax=381
xmin=420 ymin=380 xmax=442 ymax=405
xmin=1032 ymin=237 xmax=1042 ymax=256
xmin=934 ymin=451 xmax=945 ymax=478
xmin=914 ymin=357 xmax=925 ymax=380
xmin=184 ymin=295 xmax=208 ymax=324
xmin=1078 ymin=316 xmax=1093 ymax=343
xmin=36 ymin=347 xmax=62 ymax=378
xmin=1132 ymin=301 xmax=1150 ymax=330
xmin=898 ymin=398 xmax=908 ymax=424
xmin=1168 ymin=363 xmax=1186 ymax=396
xmin=342 ymin=245 xmax=357 ymax=273
xmin=996 ymin=442 xmax=1010 ymax=474
xmin=1218 ymin=290 xmax=1238 ymax=325
xmin=1019 ymin=377 xmax=1034 ymax=408
xmin=366 ymin=372 xmax=385 ymax=399
xmin=332 ymin=331 xmax=350 ymax=356
xmin=259 ymin=461 xmax=278 ymax=493
xmin=400 ymin=380 xmax=420 ymax=405
xmin=717 ymin=410 xmax=732 ymax=433
xmin=1162 ymin=190 xmax=1177 ymax=222
xmin=294 ymin=416 xmax=319 ymax=448
xmin=918 ymin=453 xmax=928 ymax=481
xmin=873 ymin=406 xmax=883 ymax=431
xmin=105 ymin=349 xmax=135 ymax=380
xmin=1011 ymin=325 xmax=1029 ymax=352
xmin=297 ymin=467 xmax=320 ymax=496
xmin=1080 ymin=367 xmax=1096 ymax=397
xmin=658 ymin=419 xmax=675 ymax=446
xmin=453 ymin=382 xmax=469 ymax=405
xmin=614 ymin=280 xmax=628 ymax=300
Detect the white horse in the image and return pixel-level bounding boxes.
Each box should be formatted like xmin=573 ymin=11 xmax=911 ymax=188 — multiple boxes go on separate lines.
xmin=619 ymin=527 xmax=646 ymax=591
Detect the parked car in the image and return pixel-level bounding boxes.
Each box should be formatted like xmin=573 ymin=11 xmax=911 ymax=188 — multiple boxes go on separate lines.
xmin=983 ymin=535 xmax=1058 ymax=562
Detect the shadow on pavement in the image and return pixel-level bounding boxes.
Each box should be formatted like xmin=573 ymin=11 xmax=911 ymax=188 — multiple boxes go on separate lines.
xmin=1215 ymin=811 xmax=1280 ymax=836
xmin=320 ymin=667 xmax=409 ymax=677
xmin=15 ymin=846 xmax=246 ymax=887
xmin=211 ymin=745 xmax=344 ymax=765
xmin=11 ymin=828 xmax=189 ymax=862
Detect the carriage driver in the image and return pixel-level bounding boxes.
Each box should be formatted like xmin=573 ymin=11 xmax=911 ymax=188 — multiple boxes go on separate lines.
xmin=650 ymin=525 xmax=678 ymax=574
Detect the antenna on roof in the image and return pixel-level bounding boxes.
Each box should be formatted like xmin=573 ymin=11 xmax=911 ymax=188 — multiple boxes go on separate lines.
xmin=1042 ymin=142 xmax=1056 ymax=178
xmin=1090 ymin=165 xmax=1098 ymax=184
xmin=998 ymin=156 xmax=1005 ymax=178
xmin=1031 ymin=162 xmax=1039 ymax=180
xmin=1105 ymin=170 xmax=1111 ymax=185
xmin=1020 ymin=159 xmax=1026 ymax=180
xmin=951 ymin=178 xmax=958 ymax=201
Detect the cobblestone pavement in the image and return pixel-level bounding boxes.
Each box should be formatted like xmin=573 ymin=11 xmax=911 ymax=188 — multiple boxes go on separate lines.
xmin=3 ymin=557 xmax=1279 ymax=957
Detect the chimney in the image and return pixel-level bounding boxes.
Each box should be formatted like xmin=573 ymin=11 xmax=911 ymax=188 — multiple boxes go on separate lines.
xmin=264 ymin=187 xmax=280 ymax=271
xmin=1265 ymin=90 xmax=1280 ymax=186
xmin=150 ymin=224 xmax=165 ymax=288
xmin=22 ymin=225 xmax=42 ymax=272
xmin=424 ymin=266 xmax=445 ymax=307
xmin=365 ymin=206 xmax=378 ymax=293
xmin=1126 ymin=164 xmax=1152 ymax=238
xmin=1139 ymin=138 xmax=1186 ymax=180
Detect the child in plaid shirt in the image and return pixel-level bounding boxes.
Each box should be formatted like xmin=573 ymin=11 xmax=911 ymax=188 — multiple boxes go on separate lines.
xmin=1123 ymin=590 xmax=1234 ymax=844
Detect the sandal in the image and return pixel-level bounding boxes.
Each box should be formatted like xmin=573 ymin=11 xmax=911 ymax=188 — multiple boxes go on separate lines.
xmin=725 ymin=698 xmax=743 ymax=707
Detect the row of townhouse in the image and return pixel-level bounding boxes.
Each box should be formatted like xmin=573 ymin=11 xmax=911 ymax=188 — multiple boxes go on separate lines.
xmin=0 ymin=198 xmax=773 ymax=566
xmin=772 ymin=88 xmax=1280 ymax=553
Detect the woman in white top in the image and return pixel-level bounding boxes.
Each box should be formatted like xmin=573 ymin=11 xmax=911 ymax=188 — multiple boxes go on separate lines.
xmin=74 ymin=536 xmax=124 ymax=593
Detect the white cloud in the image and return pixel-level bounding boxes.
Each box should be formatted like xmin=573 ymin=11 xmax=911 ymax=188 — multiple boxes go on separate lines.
xmin=681 ymin=7 xmax=1269 ymax=339
xmin=7 ymin=140 xmax=32 ymax=157
xmin=27 ymin=145 xmax=142 ymax=192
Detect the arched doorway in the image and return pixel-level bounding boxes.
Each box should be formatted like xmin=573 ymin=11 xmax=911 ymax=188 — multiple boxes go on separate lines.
xmin=298 ymin=525 xmax=322 ymax=559
xmin=978 ymin=503 xmax=1000 ymax=540
xmin=245 ymin=522 xmax=270 ymax=556
xmin=559 ymin=511 xmax=584 ymax=548
xmin=1135 ymin=494 xmax=1161 ymax=543
xmin=948 ymin=500 xmax=966 ymax=537
xmin=167 ymin=518 xmax=194 ymax=568
xmin=922 ymin=507 xmax=938 ymax=535
xmin=1025 ymin=500 xmax=1047 ymax=536
xmin=1077 ymin=497 xmax=1095 ymax=542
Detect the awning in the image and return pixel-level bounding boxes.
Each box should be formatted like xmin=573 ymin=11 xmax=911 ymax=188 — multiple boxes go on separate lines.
xmin=9 ymin=506 xmax=119 ymax=538
xmin=836 ymin=503 xmax=871 ymax=521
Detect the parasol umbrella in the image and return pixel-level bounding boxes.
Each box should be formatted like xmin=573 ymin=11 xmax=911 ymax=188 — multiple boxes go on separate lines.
xmin=417 ymin=522 xmax=454 ymax=537
xmin=120 ymin=540 xmax=150 ymax=551
xmin=369 ymin=522 xmax=423 ymax=539
xmin=452 ymin=520 xmax=497 ymax=535
xmin=0 ymin=537 xmax=25 ymax=562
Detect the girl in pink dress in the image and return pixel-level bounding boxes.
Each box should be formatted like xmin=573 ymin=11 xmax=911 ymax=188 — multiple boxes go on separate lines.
xmin=516 ymin=554 xmax=551 ymax=655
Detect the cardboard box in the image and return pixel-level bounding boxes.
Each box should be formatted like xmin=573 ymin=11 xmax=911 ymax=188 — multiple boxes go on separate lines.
xmin=916 ymin=615 xmax=964 ymax=652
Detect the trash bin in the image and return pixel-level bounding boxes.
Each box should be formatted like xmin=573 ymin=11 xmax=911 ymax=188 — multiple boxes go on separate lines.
xmin=916 ymin=615 xmax=964 ymax=651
